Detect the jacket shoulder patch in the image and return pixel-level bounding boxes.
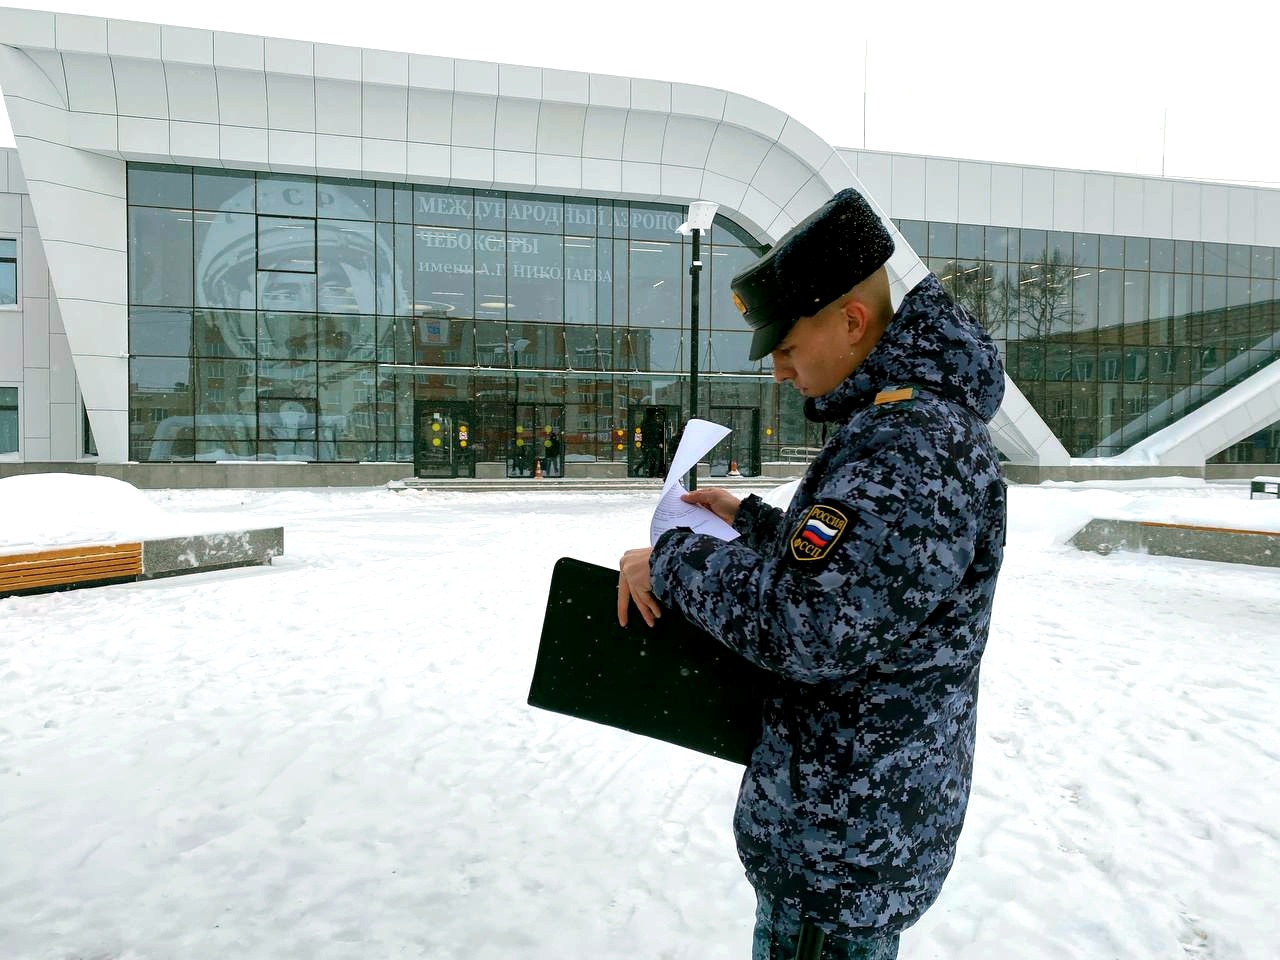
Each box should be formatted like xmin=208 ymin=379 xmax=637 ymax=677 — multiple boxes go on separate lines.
xmin=874 ymin=386 xmax=915 ymax=405
xmin=789 ymin=501 xmax=850 ymax=563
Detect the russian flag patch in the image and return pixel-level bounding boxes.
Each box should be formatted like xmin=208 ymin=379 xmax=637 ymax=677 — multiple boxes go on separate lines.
xmin=789 ymin=502 xmax=850 ymax=563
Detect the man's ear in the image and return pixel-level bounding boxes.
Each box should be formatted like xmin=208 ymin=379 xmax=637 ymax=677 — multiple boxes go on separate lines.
xmin=842 ymin=297 xmax=872 ymax=344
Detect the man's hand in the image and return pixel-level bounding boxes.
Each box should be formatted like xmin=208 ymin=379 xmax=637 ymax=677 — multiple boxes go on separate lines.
xmin=617 ymin=547 xmax=662 ymax=628
xmin=681 ymin=487 xmax=742 ymax=525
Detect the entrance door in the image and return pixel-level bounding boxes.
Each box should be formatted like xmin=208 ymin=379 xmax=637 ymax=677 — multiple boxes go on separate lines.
xmin=413 ymin=399 xmax=475 ymax=478
xmin=627 ymin=404 xmax=680 ymax=478
xmin=708 ymin=406 xmax=761 ymax=477
xmin=510 ymin=404 xmax=565 ymax=478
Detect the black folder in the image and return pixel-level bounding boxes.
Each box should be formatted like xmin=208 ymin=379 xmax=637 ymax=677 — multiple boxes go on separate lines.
xmin=527 ymin=556 xmax=771 ymax=764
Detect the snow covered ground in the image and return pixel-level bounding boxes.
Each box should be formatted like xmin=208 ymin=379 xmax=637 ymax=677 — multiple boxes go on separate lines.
xmin=1 ymin=477 xmax=1277 ymax=959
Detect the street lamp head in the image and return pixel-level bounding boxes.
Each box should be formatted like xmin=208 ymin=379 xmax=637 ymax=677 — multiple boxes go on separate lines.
xmin=676 ymin=200 xmax=719 ymax=235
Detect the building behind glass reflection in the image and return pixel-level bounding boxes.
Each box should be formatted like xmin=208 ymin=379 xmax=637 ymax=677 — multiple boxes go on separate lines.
xmin=1 ymin=8 xmax=1276 ymax=479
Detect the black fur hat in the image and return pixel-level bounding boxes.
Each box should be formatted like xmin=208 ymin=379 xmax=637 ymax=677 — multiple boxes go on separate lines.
xmin=731 ymin=188 xmax=895 ymax=360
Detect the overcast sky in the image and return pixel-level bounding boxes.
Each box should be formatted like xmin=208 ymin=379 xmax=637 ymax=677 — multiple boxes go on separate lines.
xmin=2 ymin=0 xmax=1277 ymax=186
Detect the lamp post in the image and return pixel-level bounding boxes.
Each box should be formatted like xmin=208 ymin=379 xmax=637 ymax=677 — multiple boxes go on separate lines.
xmin=676 ymin=200 xmax=718 ymax=490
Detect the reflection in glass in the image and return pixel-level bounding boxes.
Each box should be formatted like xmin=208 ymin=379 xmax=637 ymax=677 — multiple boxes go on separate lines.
xmin=627 ymin=203 xmax=684 ymax=242
xmin=319 ymin=362 xmax=377 ymax=444
xmin=194 ymin=211 xmax=256 ymax=308
xmin=128 ymin=165 xmax=191 ymax=208
xmin=414 ymin=227 xmax=474 ymax=319
xmin=257 ymin=271 xmax=316 ymax=312
xmin=708 ymin=331 xmax=754 ymax=373
xmin=509 ymin=232 xmax=563 ymax=323
xmin=564 ymin=237 xmax=598 ymax=326
xmin=258 ymin=175 xmax=316 ymax=217
xmin=629 ymin=240 xmax=681 ymax=327
xmin=194 ymin=169 xmax=255 ymax=213
xmin=319 ymin=315 xmax=376 ymax=361
xmin=130 ymin=308 xmax=192 ymax=356
xmin=318 ymin=178 xmax=374 ymax=221
xmin=129 ymin=208 xmax=193 ymax=306
xmin=195 ymin=357 xmax=256 ymax=442
xmin=317 ymin=219 xmax=376 ymax=313
xmin=194 ymin=312 xmax=254 ymax=360
xmin=474 ymin=230 xmax=507 ymax=322
xmin=258 ymin=217 xmax=316 ymax=273
xmin=259 ymin=312 xmax=317 ymax=359
xmin=415 ymin=186 xmax=473 ymax=227
xmin=130 ymin=357 xmax=193 ymax=461
xmin=564 ymin=324 xmax=608 ymax=370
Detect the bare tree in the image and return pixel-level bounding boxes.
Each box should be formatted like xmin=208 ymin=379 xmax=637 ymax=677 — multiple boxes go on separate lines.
xmin=1006 ymin=250 xmax=1077 ymax=341
xmin=940 ymin=260 xmax=1007 ymax=338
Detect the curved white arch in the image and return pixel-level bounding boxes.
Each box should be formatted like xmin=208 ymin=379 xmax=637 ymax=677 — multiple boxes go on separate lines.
xmin=0 ymin=5 xmax=1064 ymax=464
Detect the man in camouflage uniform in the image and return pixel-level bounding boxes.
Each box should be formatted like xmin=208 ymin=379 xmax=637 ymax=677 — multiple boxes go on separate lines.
xmin=618 ymin=188 xmax=1007 ymax=959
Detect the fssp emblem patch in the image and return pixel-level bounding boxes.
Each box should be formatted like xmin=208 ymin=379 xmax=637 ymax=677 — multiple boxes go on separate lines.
xmin=789 ymin=502 xmax=850 ymax=563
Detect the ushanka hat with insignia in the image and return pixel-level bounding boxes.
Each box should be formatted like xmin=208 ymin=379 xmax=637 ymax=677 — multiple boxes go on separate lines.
xmin=731 ymin=187 xmax=895 ymax=360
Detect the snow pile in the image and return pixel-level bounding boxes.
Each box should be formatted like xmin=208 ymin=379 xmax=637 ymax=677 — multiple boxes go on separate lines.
xmin=0 ymin=474 xmax=268 ymax=553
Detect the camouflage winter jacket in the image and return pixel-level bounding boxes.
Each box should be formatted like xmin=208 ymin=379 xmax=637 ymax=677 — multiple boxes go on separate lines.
xmin=650 ymin=273 xmax=1006 ymax=937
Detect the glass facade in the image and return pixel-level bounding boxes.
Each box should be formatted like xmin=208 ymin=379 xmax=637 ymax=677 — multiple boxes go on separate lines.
xmin=900 ymin=219 xmax=1280 ymax=461
xmin=126 ymin=163 xmax=791 ymax=469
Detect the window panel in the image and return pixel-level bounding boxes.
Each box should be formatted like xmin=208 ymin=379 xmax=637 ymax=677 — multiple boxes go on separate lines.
xmin=317 ymin=178 xmax=374 ymax=221
xmin=627 ymin=203 xmax=684 ymax=242
xmin=319 ymin=314 xmax=376 ymax=361
xmin=957 ymin=224 xmax=984 ymax=260
xmin=130 ymin=357 xmax=193 ymax=461
xmin=414 ymin=227 xmax=475 ymax=319
xmin=1100 ymin=235 xmax=1125 ymax=269
xmin=415 ymin=186 xmax=474 ymax=227
xmin=317 ymin=219 xmax=376 ymax=313
xmin=564 ymin=323 xmax=608 ymax=370
xmin=0 ymin=386 xmax=17 ymax=454
xmin=897 ymin=220 xmax=927 ymax=257
xmin=257 ymin=216 xmax=316 ymax=273
xmin=195 ymin=357 xmax=257 ymax=438
xmin=564 ymin=236 xmax=598 ymax=327
xmin=130 ymin=307 xmax=192 ymax=356
xmin=928 ymin=222 xmax=957 ymax=258
xmin=259 ymin=312 xmax=317 ymax=360
xmin=318 ymin=361 xmax=377 ymax=443
xmin=0 ymin=238 xmax=16 ymax=305
xmin=128 ymin=164 xmax=191 ymax=208
xmin=473 ymin=230 xmax=507 ymax=322
xmin=1203 ymin=242 xmax=1227 ymax=275
xmin=629 ymin=240 xmax=681 ymax=327
xmin=508 ymin=232 xmax=563 ymax=324
xmin=257 ymin=174 xmax=316 ymax=217
xmin=194 ymin=211 xmax=256 ymax=309
xmin=475 ymin=190 xmax=506 ymax=230
xmin=195 ymin=310 xmax=256 ymax=360
xmin=1124 ymin=237 xmax=1150 ymax=270
xmin=257 ymin=271 xmax=316 ymax=312
xmin=194 ymin=168 xmax=255 ymax=213
xmin=507 ymin=193 xmax=565 ymax=235
xmin=129 ymin=207 xmax=193 ymax=306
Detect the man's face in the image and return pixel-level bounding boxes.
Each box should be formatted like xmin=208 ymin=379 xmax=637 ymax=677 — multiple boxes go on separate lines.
xmin=769 ymin=300 xmax=861 ymax=397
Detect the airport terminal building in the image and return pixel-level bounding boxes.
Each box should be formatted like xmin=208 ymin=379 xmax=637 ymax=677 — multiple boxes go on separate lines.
xmin=1 ymin=7 xmax=1277 ymax=482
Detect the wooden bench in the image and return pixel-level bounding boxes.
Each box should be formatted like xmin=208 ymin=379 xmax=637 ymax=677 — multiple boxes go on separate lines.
xmin=0 ymin=543 xmax=143 ymax=597
xmin=1250 ymin=476 xmax=1280 ymax=499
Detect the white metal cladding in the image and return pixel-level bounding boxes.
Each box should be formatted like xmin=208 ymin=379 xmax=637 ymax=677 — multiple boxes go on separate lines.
xmin=0 ymin=5 xmax=1061 ymax=465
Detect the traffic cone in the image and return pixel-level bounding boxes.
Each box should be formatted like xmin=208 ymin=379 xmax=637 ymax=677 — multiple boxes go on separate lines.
xmin=534 ymin=458 xmax=544 ymax=480
xmin=729 ymin=459 xmax=741 ymax=477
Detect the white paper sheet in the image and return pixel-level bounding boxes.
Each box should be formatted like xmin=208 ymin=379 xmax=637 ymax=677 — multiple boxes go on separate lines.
xmin=648 ymin=418 xmax=741 ymax=546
